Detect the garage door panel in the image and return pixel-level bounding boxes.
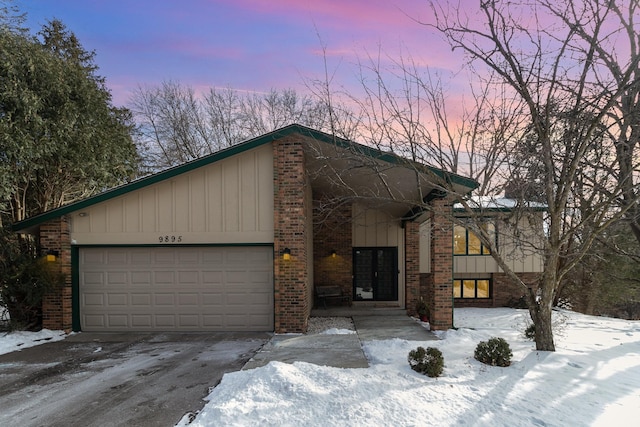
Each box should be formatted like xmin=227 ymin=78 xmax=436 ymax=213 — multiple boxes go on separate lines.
xmin=131 ymin=251 xmax=152 ymax=264
xmin=85 ymin=315 xmax=105 ymax=328
xmin=154 ymin=250 xmax=176 ymax=263
xmin=202 ymin=251 xmax=224 ymax=263
xmin=129 ymin=316 xmax=150 ymax=327
xmin=80 ymin=246 xmax=273 ymax=331
xmin=83 ymin=272 xmax=104 ymax=285
xmin=178 ymin=315 xmax=199 ymax=327
xmin=107 ymin=314 xmax=129 ymax=327
xmin=154 ymin=271 xmax=175 ymax=284
xmin=107 ymin=251 xmax=128 ymax=264
xmin=83 ymin=294 xmax=105 ymax=307
xmin=155 ymin=294 xmax=175 ymax=305
xmin=154 ymin=315 xmax=175 ymax=327
xmin=177 ymin=271 xmax=199 ymax=284
xmin=178 ymin=293 xmax=198 ymax=305
xmin=202 ymin=271 xmax=223 ymax=284
xmin=107 ymin=294 xmax=128 ymax=306
xmin=131 ymin=272 xmax=152 ymax=285
xmin=107 ymin=272 xmax=127 ymax=285
xmin=131 ymin=293 xmax=151 ymax=306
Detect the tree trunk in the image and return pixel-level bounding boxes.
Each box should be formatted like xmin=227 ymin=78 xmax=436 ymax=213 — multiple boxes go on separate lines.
xmin=527 ymin=286 xmax=556 ymax=351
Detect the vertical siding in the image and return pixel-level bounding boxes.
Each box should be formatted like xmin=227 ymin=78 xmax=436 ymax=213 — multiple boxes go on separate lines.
xmin=352 ymin=203 xmax=405 ymax=301
xmin=421 ymin=215 xmax=543 ymax=274
xmin=70 ymin=145 xmax=274 ymax=245
xmin=352 ymin=203 xmax=401 ymax=247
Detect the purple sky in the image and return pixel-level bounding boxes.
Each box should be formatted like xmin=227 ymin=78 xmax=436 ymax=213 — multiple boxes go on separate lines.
xmin=18 ymin=0 xmax=465 ymax=107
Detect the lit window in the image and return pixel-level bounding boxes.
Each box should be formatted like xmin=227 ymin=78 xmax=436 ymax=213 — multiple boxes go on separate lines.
xmin=453 ymin=222 xmax=495 ymax=255
xmin=453 ymin=279 xmax=491 ymax=299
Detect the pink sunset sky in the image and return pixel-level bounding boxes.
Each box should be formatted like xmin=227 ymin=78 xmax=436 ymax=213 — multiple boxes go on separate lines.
xmin=18 ymin=0 xmax=469 ymax=107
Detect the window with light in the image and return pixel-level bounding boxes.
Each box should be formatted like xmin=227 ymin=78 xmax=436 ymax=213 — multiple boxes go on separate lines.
xmin=453 ymin=279 xmax=491 ymax=299
xmin=453 ymin=222 xmax=495 ymax=255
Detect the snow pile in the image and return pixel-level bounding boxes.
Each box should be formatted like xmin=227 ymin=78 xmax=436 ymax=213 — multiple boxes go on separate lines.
xmin=0 ymin=329 xmax=66 ymax=355
xmin=183 ymin=308 xmax=640 ymax=427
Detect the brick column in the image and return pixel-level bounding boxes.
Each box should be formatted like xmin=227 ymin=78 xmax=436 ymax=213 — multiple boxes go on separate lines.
xmin=405 ymin=220 xmax=421 ymax=315
xmin=429 ymin=197 xmax=454 ymax=330
xmin=273 ymin=137 xmax=309 ymax=333
xmin=39 ymin=216 xmax=72 ymax=332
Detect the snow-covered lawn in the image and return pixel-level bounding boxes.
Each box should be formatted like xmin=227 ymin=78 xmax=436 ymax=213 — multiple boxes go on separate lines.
xmin=0 ymin=328 xmax=66 ymax=355
xmin=1 ymin=309 xmax=638 ymax=426
xmin=183 ymin=308 xmax=640 ymax=426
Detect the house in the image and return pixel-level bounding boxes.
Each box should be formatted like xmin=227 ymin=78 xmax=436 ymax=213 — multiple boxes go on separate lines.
xmin=441 ymin=197 xmax=544 ymax=308
xmin=12 ymin=124 xmax=540 ymax=334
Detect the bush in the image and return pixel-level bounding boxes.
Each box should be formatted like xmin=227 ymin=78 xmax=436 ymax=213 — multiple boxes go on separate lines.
xmin=0 ymin=231 xmax=65 ymax=331
xmin=408 ymin=346 xmax=444 ymax=377
xmin=474 ymin=337 xmax=513 ymax=367
xmin=524 ymin=324 xmax=536 ymax=340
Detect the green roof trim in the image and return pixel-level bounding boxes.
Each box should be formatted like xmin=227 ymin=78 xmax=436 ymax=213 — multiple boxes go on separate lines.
xmin=12 ymin=123 xmax=478 ymax=232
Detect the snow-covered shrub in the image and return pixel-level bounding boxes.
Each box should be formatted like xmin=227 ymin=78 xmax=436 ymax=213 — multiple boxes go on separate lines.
xmin=408 ymin=346 xmax=444 ymax=377
xmin=474 ymin=337 xmax=513 ymax=367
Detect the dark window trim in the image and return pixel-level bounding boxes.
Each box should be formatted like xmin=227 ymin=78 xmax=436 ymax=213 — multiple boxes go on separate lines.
xmin=453 ymin=278 xmax=492 ymax=299
xmin=453 ymin=220 xmax=497 ymax=256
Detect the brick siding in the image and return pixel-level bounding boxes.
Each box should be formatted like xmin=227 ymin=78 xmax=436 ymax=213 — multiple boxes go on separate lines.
xmin=39 ymin=217 xmax=72 ymax=332
xmin=405 ymin=221 xmax=421 ymax=315
xmin=426 ymin=198 xmax=454 ymax=330
xmin=273 ymin=136 xmax=310 ymax=333
xmin=313 ymin=200 xmax=352 ymax=302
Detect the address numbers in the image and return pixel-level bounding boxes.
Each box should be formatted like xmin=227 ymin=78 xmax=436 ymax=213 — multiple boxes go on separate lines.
xmin=158 ymin=235 xmax=183 ymax=243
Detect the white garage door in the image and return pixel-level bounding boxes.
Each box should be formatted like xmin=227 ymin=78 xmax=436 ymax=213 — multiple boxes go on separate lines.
xmin=79 ymin=246 xmax=273 ymax=331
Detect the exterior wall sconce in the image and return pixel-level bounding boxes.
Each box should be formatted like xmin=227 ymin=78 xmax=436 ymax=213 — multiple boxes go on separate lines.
xmin=282 ymin=247 xmax=291 ymax=261
xmin=46 ymin=249 xmax=59 ymax=262
xmin=330 ymin=249 xmax=337 ymax=258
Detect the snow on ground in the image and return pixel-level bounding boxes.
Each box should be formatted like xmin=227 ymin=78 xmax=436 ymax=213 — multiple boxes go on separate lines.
xmin=1 ymin=309 xmax=638 ymax=426
xmin=182 ymin=308 xmax=640 ymax=427
xmin=0 ymin=329 xmax=66 ymax=355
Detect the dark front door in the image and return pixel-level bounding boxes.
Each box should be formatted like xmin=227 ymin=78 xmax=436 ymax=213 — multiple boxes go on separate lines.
xmin=353 ymin=247 xmax=398 ymax=301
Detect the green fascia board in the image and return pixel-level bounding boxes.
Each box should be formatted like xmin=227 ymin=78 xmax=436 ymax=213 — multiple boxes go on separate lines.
xmin=294 ymin=125 xmax=479 ymax=190
xmin=13 ymin=123 xmax=478 ymax=232
xmin=453 ymin=206 xmax=548 ymax=213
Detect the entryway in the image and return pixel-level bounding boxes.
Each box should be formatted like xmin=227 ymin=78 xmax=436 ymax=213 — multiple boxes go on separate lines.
xmin=353 ymin=247 xmax=398 ymax=301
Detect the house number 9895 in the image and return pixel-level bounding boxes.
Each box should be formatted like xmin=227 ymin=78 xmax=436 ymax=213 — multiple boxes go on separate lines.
xmin=158 ymin=235 xmax=182 ymax=243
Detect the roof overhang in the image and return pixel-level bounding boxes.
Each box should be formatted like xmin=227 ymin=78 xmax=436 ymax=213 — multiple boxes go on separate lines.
xmin=300 ymin=132 xmax=478 ymax=220
xmin=12 ymin=124 xmax=479 ymax=233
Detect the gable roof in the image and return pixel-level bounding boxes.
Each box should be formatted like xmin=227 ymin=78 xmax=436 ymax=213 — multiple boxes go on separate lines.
xmin=12 ymin=124 xmax=478 ymax=232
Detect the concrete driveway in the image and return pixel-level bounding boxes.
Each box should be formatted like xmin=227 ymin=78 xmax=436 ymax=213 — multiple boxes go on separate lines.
xmin=0 ymin=331 xmax=270 ymax=427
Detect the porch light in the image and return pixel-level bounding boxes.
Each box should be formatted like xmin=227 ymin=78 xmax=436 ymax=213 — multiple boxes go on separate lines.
xmin=46 ymin=249 xmax=59 ymax=262
xmin=282 ymin=247 xmax=291 ymax=261
xmin=330 ymin=249 xmax=337 ymax=258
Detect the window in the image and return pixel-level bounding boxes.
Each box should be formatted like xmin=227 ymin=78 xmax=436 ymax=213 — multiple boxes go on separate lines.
xmin=453 ymin=279 xmax=491 ymax=299
xmin=453 ymin=222 xmax=495 ymax=255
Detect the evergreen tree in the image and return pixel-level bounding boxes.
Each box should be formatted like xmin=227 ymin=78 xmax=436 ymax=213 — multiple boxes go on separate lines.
xmin=0 ymin=20 xmax=139 ymax=224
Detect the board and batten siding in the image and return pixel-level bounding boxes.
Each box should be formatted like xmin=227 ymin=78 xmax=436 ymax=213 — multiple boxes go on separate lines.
xmin=70 ymin=145 xmax=274 ymax=245
xmin=419 ymin=216 xmax=544 ymax=274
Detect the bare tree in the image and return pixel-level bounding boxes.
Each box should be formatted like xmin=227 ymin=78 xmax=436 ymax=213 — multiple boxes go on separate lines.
xmin=428 ymin=0 xmax=640 ymax=351
xmin=307 ymin=0 xmax=640 ymax=351
xmin=130 ymin=82 xmax=334 ymax=171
